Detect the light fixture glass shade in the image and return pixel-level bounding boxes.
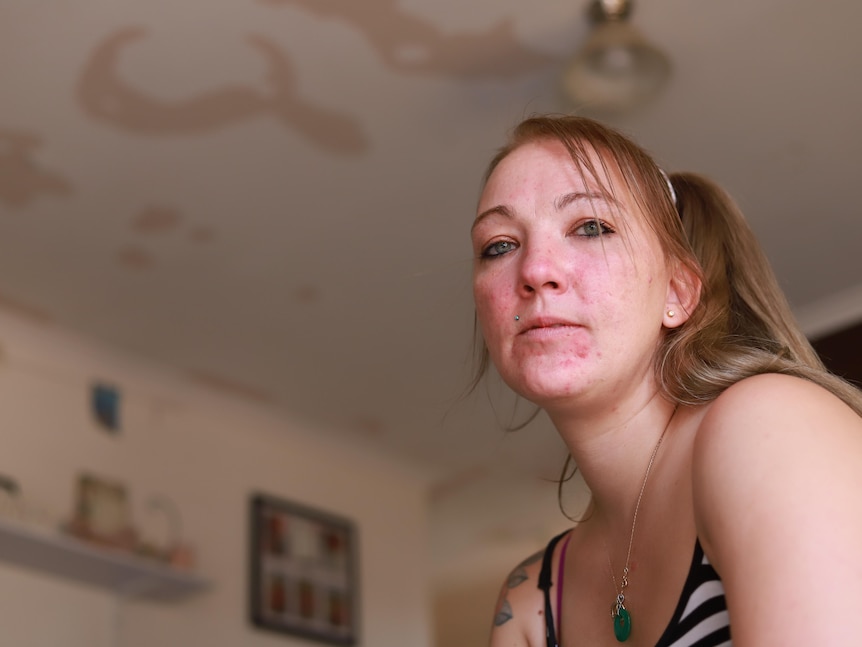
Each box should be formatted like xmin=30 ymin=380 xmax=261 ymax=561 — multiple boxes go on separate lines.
xmin=562 ymin=19 xmax=670 ymax=113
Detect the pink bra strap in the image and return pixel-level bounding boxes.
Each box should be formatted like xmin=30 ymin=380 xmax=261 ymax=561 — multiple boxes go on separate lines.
xmin=555 ymin=532 xmax=573 ymax=637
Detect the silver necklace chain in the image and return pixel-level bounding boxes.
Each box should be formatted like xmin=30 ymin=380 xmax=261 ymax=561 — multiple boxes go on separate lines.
xmin=608 ymin=407 xmax=677 ymax=616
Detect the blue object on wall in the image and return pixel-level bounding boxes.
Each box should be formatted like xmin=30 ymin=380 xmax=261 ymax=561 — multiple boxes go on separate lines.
xmin=92 ymin=383 xmax=121 ymax=433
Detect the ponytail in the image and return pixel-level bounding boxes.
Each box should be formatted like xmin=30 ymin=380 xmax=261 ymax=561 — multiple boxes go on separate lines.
xmin=658 ymin=173 xmax=862 ymax=415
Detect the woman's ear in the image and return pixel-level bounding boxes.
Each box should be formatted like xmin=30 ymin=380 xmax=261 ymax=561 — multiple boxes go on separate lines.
xmin=664 ymin=260 xmax=702 ymax=329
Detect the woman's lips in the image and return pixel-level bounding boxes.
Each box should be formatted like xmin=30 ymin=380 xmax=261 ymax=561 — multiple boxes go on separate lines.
xmin=518 ymin=318 xmax=582 ymax=339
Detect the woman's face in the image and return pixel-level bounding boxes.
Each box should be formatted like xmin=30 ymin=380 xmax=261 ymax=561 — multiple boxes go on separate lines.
xmin=471 ymin=139 xmax=676 ymax=412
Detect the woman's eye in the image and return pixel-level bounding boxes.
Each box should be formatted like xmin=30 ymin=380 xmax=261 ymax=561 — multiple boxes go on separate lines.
xmin=575 ymin=219 xmax=615 ymax=237
xmin=482 ymin=240 xmax=517 ymax=258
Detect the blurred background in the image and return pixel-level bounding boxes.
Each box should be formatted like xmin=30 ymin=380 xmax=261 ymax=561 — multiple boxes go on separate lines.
xmin=1 ymin=0 xmax=860 ymax=645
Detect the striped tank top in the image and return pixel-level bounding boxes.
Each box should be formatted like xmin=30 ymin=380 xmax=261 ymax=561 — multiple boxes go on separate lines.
xmin=538 ymin=531 xmax=731 ymax=647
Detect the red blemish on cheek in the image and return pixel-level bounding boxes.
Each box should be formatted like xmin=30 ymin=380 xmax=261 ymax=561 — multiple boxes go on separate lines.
xmin=558 ymin=343 xmax=591 ymax=366
xmin=572 ymin=342 xmax=591 ymax=360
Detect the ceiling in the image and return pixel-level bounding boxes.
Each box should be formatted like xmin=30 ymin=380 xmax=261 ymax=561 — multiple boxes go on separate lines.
xmin=3 ymin=0 xmax=862 ymax=585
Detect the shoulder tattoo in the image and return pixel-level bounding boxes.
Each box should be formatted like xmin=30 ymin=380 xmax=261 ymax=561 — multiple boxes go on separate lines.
xmin=493 ymin=549 xmax=543 ymax=627
xmin=494 ymin=599 xmax=513 ymax=626
xmin=507 ymin=550 xmax=543 ymax=588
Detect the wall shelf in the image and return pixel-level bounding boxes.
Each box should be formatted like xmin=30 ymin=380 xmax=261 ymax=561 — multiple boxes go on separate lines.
xmin=0 ymin=515 xmax=209 ymax=599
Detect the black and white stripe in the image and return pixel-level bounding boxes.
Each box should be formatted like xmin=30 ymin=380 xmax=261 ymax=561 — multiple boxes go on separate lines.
xmin=539 ymin=535 xmax=731 ymax=647
xmin=657 ymin=541 xmax=732 ymax=647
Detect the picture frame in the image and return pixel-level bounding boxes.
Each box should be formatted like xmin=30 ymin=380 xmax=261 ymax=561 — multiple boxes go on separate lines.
xmin=66 ymin=473 xmax=136 ymax=549
xmin=249 ymin=493 xmax=359 ymax=645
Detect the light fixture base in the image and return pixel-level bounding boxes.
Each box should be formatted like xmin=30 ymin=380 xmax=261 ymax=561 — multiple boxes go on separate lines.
xmin=587 ymin=0 xmax=633 ymax=23
xmin=564 ymin=0 xmax=670 ymax=114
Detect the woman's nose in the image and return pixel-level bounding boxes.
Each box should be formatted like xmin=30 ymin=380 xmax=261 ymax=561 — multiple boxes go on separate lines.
xmin=518 ymin=243 xmax=565 ymax=295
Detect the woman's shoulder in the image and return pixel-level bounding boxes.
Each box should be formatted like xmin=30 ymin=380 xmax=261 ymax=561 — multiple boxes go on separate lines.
xmin=690 ymin=371 xmax=862 ymax=560
xmin=694 ymin=372 xmax=861 ymax=452
xmin=688 ymin=376 xmax=862 ymax=643
xmin=711 ymin=370 xmax=844 ymax=404
xmin=488 ymin=535 xmax=564 ymax=647
xmin=691 ymin=373 xmax=862 ymax=488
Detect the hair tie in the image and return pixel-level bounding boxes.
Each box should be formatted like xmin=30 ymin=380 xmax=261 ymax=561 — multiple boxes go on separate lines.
xmin=659 ymin=169 xmax=677 ymax=207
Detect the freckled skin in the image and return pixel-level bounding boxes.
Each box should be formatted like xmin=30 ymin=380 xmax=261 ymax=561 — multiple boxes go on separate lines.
xmin=472 ymin=140 xmax=674 ymax=414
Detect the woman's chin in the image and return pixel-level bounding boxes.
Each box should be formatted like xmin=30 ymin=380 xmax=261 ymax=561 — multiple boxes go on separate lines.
xmin=503 ymin=373 xmax=591 ymax=407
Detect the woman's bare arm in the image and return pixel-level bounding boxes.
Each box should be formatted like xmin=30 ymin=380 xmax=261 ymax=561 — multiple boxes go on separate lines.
xmin=693 ymin=373 xmax=862 ymax=646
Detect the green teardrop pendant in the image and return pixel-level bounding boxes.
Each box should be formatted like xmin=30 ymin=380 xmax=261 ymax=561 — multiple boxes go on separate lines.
xmin=613 ymin=607 xmax=632 ymax=642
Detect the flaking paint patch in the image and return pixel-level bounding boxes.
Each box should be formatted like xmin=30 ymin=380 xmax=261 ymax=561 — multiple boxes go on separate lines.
xmin=132 ymin=205 xmax=182 ymax=234
xmin=260 ymin=0 xmax=554 ymax=78
xmin=352 ymin=415 xmax=387 ymax=438
xmin=188 ymin=226 xmax=216 ymax=243
xmin=0 ymin=130 xmax=73 ymax=208
xmin=77 ymin=28 xmax=367 ymax=154
xmin=117 ymin=245 xmax=155 ymax=270
xmin=121 ymin=209 xmax=216 ymax=268
xmin=0 ymin=293 xmax=55 ymax=325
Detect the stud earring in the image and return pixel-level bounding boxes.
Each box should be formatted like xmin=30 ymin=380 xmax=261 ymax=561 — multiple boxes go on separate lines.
xmin=667 ymin=310 xmax=676 ymax=318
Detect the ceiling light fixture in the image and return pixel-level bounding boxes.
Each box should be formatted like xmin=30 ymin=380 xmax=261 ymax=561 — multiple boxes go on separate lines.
xmin=562 ymin=0 xmax=670 ymax=114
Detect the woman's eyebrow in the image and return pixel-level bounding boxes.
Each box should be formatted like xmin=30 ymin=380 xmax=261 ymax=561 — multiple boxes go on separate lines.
xmin=472 ymin=191 xmax=620 ymax=233
xmin=555 ymin=191 xmax=619 ymax=211
xmin=471 ymin=205 xmax=512 ymax=233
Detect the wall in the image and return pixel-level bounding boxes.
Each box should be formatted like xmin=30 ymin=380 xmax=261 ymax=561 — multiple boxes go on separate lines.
xmin=0 ymin=308 xmax=432 ymax=647
xmin=812 ymin=319 xmax=862 ymax=387
xmin=433 ymin=576 xmax=501 ymax=647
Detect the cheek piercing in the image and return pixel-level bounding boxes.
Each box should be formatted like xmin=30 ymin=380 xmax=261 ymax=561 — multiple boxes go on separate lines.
xmin=514 ymin=315 xmax=520 ymax=321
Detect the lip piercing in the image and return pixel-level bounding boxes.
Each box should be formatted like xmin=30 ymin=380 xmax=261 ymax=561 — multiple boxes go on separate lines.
xmin=514 ymin=315 xmax=520 ymax=321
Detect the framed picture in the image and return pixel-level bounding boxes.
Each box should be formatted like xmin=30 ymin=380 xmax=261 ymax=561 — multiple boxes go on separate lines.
xmin=66 ymin=473 xmax=136 ymax=549
xmin=249 ymin=493 xmax=359 ymax=645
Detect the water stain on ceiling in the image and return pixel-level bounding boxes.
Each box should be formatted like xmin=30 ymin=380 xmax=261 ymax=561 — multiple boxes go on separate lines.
xmin=0 ymin=129 xmax=73 ymax=208
xmin=77 ymin=27 xmax=368 ymax=153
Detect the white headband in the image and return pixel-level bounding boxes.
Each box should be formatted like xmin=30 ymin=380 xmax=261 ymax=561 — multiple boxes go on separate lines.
xmin=659 ymin=169 xmax=677 ymax=207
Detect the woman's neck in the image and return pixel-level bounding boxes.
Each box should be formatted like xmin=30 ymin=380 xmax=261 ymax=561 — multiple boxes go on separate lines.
xmin=549 ymin=393 xmax=680 ymax=531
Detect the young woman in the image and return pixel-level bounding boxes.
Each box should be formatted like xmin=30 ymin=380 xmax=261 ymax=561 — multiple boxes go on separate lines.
xmin=472 ymin=115 xmax=862 ymax=647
